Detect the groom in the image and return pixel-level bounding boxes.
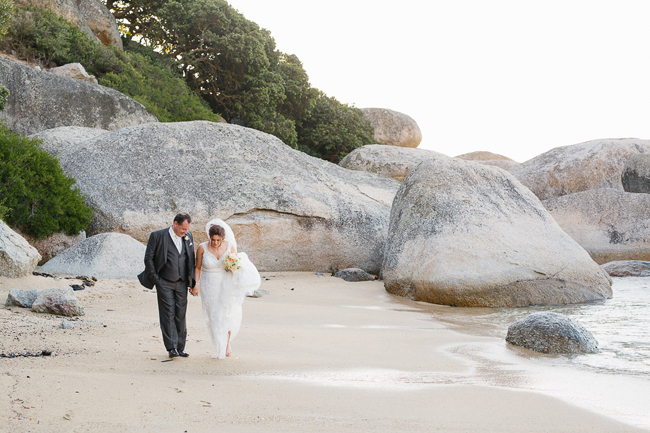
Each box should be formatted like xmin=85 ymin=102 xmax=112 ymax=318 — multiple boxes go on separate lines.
xmin=139 ymin=212 xmax=196 ymax=358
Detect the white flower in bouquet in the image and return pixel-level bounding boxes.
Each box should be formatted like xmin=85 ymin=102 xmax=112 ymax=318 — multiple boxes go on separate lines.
xmin=224 ymin=252 xmax=242 ymax=272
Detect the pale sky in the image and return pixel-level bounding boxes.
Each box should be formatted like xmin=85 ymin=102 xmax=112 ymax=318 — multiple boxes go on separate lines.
xmin=226 ymin=0 xmax=650 ymax=162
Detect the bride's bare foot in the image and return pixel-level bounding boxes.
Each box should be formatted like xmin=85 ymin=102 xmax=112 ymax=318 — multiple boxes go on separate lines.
xmin=225 ymin=331 xmax=232 ymax=356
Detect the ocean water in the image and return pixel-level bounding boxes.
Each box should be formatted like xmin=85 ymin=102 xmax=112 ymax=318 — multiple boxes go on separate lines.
xmin=428 ymin=277 xmax=650 ymax=376
xmin=418 ymin=276 xmax=650 ymax=429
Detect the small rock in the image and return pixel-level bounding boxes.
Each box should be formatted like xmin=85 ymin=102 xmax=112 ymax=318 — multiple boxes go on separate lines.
xmin=60 ymin=320 xmax=76 ymax=329
xmin=506 ymin=312 xmax=598 ymax=354
xmin=31 ymin=286 xmax=85 ymax=317
xmin=601 ymin=260 xmax=650 ymax=277
xmin=334 ymin=268 xmax=374 ymax=282
xmin=5 ymin=289 xmax=39 ymax=308
xmin=247 ymin=289 xmax=269 ymax=298
xmin=49 ymin=63 xmax=98 ymax=84
xmin=315 ymin=272 xmax=324 ymax=276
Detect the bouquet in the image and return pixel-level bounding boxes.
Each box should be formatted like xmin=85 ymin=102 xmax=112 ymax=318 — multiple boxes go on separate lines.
xmin=224 ymin=252 xmax=242 ymax=272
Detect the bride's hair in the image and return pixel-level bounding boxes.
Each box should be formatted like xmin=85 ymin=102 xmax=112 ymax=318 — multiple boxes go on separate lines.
xmin=209 ymin=224 xmax=226 ymax=239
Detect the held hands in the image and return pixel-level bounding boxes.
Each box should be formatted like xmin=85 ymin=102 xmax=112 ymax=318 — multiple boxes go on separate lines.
xmin=189 ymin=286 xmax=199 ymax=297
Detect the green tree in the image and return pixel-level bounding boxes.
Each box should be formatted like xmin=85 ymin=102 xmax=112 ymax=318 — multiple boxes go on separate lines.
xmin=296 ymin=94 xmax=375 ymax=162
xmin=0 ymin=5 xmax=218 ymax=122
xmin=0 ymin=123 xmax=93 ymax=239
xmin=0 ymin=0 xmax=13 ymax=39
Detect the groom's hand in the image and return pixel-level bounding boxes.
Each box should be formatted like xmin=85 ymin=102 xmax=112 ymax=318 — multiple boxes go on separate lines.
xmin=189 ymin=287 xmax=198 ymax=297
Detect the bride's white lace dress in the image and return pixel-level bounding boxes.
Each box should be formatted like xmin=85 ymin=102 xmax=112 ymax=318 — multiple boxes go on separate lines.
xmin=199 ymin=239 xmax=260 ymax=359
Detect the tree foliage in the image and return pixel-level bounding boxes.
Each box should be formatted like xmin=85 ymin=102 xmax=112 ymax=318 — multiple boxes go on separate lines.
xmin=103 ymin=0 xmax=374 ymax=160
xmin=0 ymin=0 xmax=13 ymax=39
xmin=0 ymin=5 xmax=218 ymax=122
xmin=0 ymin=122 xmax=93 ymax=239
xmin=0 ymin=84 xmax=8 ymax=112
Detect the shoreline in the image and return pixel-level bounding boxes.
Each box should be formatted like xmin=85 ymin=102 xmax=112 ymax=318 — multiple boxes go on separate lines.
xmin=1 ymin=272 xmax=648 ymax=432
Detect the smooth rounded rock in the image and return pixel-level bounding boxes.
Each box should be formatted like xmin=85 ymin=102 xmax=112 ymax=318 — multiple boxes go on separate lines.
xmin=506 ymin=312 xmax=598 ymax=354
xmin=31 ymin=286 xmax=84 ymax=316
xmin=543 ymin=189 xmax=650 ymax=264
xmin=510 ymin=138 xmax=650 ymax=200
xmin=360 ymin=108 xmax=422 ymax=148
xmin=601 ymin=260 xmax=650 ymax=277
xmin=5 ymin=289 xmax=39 ymax=308
xmin=455 ymin=151 xmax=514 ymax=161
xmin=382 ymin=157 xmax=612 ymax=307
xmin=0 ymin=58 xmax=157 ymax=136
xmin=339 ymin=144 xmax=447 ymax=182
xmin=0 ymin=220 xmax=42 ymax=278
xmin=621 ymin=153 xmax=650 ymax=194
xmin=40 ymin=233 xmax=146 ymax=279
xmin=334 ymin=268 xmax=375 ymax=282
xmin=49 ymin=121 xmax=399 ymax=273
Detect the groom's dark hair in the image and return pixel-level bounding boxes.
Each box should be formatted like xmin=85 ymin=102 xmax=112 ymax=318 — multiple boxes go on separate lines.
xmin=174 ymin=212 xmax=192 ymax=224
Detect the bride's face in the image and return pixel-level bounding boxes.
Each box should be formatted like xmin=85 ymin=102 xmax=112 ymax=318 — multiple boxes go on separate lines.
xmin=210 ymin=235 xmax=223 ymax=249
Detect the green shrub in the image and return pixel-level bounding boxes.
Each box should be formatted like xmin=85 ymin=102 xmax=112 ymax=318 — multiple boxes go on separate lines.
xmin=0 ymin=0 xmax=13 ymax=39
xmin=0 ymin=5 xmax=219 ymax=123
xmin=0 ymin=122 xmax=93 ymax=239
xmin=0 ymin=84 xmax=8 ymax=112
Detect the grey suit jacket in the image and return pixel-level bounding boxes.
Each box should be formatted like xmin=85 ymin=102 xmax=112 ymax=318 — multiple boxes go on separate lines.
xmin=138 ymin=228 xmax=196 ymax=289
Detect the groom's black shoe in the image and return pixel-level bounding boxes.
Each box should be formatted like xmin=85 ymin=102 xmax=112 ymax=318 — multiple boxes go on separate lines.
xmin=169 ymin=349 xmax=180 ymax=358
xmin=178 ymin=350 xmax=189 ymax=357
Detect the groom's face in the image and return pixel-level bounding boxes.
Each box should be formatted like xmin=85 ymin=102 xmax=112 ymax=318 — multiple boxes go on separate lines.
xmin=172 ymin=220 xmax=190 ymax=237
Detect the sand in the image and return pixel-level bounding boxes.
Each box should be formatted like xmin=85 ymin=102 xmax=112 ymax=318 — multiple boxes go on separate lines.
xmin=0 ymin=272 xmax=647 ymax=432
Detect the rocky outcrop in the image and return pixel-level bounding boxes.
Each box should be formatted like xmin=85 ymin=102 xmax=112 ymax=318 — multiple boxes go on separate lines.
xmin=506 ymin=312 xmax=598 ymax=354
xmin=40 ymin=233 xmax=146 ymax=279
xmin=5 ymin=289 xmax=39 ymax=308
xmin=621 ymin=153 xmax=650 ymax=193
xmin=49 ymin=63 xmax=98 ymax=84
xmin=382 ymin=157 xmax=612 ymax=307
xmin=510 ymin=138 xmax=650 ymax=200
xmin=0 ymin=58 xmax=157 ymax=136
xmin=30 ymin=126 xmax=108 ymax=156
xmin=455 ymin=151 xmax=514 ymax=161
xmin=360 ymin=108 xmax=422 ymax=148
xmin=544 ymin=189 xmax=650 ymax=264
xmin=334 ymin=268 xmax=375 ymax=282
xmin=601 ymin=260 xmax=650 ymax=277
xmin=475 ymin=159 xmax=520 ymax=171
xmin=16 ymin=229 xmax=86 ymax=265
xmin=31 ymin=286 xmax=84 ymax=316
xmin=15 ymin=0 xmax=122 ymax=49
xmin=49 ymin=121 xmax=400 ymax=273
xmin=0 ymin=220 xmax=42 ymax=278
xmin=339 ymin=144 xmax=447 ymax=182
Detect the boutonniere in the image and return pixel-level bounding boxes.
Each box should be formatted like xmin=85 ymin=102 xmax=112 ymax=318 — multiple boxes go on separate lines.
xmin=183 ymin=234 xmax=189 ymax=242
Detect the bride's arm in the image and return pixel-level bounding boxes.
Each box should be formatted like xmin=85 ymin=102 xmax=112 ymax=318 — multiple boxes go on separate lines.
xmin=191 ymin=245 xmax=204 ymax=296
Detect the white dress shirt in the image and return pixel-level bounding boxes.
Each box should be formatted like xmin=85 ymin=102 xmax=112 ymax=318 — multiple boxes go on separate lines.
xmin=168 ymin=227 xmax=183 ymax=253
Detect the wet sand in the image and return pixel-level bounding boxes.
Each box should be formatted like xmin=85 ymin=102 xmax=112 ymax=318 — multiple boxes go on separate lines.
xmin=0 ymin=272 xmax=647 ymax=432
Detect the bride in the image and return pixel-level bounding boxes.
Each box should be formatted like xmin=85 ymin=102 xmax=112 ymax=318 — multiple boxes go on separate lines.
xmin=191 ymin=219 xmax=260 ymax=359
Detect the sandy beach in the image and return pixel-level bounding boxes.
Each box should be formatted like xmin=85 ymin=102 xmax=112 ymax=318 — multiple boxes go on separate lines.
xmin=1 ymin=272 xmax=647 ymax=432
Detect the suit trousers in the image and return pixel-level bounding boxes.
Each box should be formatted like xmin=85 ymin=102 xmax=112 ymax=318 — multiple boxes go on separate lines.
xmin=156 ymin=277 xmax=188 ymax=352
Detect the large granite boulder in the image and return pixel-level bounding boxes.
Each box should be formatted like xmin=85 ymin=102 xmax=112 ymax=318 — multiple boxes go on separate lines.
xmin=621 ymin=153 xmax=650 ymax=193
xmin=506 ymin=312 xmax=598 ymax=354
xmin=40 ymin=233 xmax=146 ymax=279
xmin=360 ymin=108 xmax=422 ymax=148
xmin=49 ymin=121 xmax=400 ymax=273
xmin=382 ymin=157 xmax=612 ymax=307
xmin=455 ymin=151 xmax=514 ymax=161
xmin=0 ymin=58 xmax=157 ymax=136
xmin=510 ymin=138 xmax=650 ymax=200
xmin=31 ymin=286 xmax=84 ymax=316
xmin=0 ymin=220 xmax=42 ymax=278
xmin=30 ymin=126 xmax=108 ymax=156
xmin=544 ymin=189 xmax=650 ymax=264
xmin=601 ymin=260 xmax=650 ymax=277
xmin=339 ymin=144 xmax=447 ymax=182
xmin=15 ymin=0 xmax=122 ymax=49
xmin=475 ymin=159 xmax=520 ymax=171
